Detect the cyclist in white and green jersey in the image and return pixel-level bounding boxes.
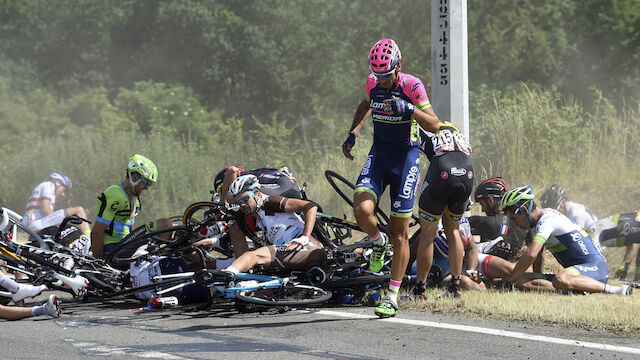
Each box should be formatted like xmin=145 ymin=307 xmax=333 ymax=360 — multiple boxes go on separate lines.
xmin=90 ymin=154 xmax=171 ymax=259
xmin=501 ymin=185 xmax=631 ymax=295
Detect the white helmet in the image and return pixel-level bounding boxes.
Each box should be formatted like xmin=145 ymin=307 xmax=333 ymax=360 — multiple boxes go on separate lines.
xmin=49 ymin=172 xmax=72 ymax=189
xmin=228 ymin=175 xmax=260 ymax=197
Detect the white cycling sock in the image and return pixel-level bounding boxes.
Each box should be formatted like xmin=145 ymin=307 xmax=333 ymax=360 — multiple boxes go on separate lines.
xmin=225 ymin=265 xmax=240 ymax=275
xmin=0 ymin=276 xmax=20 ymax=293
xmin=371 ymin=231 xmax=386 ymax=246
xmin=604 ymin=284 xmax=620 ymax=294
xmin=31 ymin=303 xmax=47 ymax=317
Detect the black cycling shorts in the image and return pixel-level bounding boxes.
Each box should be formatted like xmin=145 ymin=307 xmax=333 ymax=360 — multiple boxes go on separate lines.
xmin=418 ymin=151 xmax=474 ymax=223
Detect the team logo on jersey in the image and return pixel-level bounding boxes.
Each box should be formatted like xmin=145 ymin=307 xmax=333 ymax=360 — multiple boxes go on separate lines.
xmin=417 ymin=94 xmax=424 ymax=99
xmin=360 ymin=156 xmax=372 ymax=176
xmin=360 ymin=178 xmax=370 ymax=184
xmin=441 ymin=171 xmax=448 ymax=179
xmin=451 ymin=167 xmax=467 ymax=176
xmin=412 ymin=83 xmax=420 ymax=92
xmin=468 ymin=171 xmax=473 ymax=179
xmin=399 ymin=166 xmax=419 ymax=199
xmin=110 ymin=201 xmax=119 ymax=211
xmin=575 ymin=264 xmax=599 ymax=272
xmin=393 ymin=201 xmax=401 ymax=209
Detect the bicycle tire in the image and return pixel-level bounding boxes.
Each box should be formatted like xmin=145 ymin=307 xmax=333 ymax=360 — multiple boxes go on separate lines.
xmin=167 ymin=213 xmax=201 ymax=225
xmin=324 ymin=170 xmax=390 ymax=228
xmin=105 ymin=226 xmax=184 ymax=268
xmin=319 ymin=274 xmax=391 ymax=290
xmin=235 ymin=283 xmax=332 ymax=307
xmin=182 ymin=201 xmax=226 ymax=225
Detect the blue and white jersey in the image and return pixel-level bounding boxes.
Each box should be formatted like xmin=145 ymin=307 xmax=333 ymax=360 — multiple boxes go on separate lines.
xmin=535 ymin=209 xmax=604 ymax=268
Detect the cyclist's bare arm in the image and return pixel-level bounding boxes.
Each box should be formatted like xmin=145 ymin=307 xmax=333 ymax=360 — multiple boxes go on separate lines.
xmin=282 ymin=198 xmax=318 ymax=238
xmin=90 ymin=222 xmax=108 ymax=258
xmin=464 ymin=241 xmax=479 ymax=271
xmin=348 ymin=99 xmax=370 ymax=135
xmin=533 ymin=246 xmax=545 ymax=273
xmin=343 ymin=100 xmax=370 ymax=160
xmin=413 ymin=106 xmax=440 ymax=133
xmin=222 ymin=165 xmax=244 ymax=203
xmin=508 ymin=240 xmax=543 ymax=282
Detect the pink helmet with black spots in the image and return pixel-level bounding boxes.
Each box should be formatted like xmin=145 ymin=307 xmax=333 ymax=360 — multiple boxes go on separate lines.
xmin=368 ymin=38 xmax=402 ymax=75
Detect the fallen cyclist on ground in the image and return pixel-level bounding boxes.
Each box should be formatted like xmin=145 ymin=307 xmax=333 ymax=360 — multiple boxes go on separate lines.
xmin=501 ymin=185 xmax=631 ymax=296
xmin=0 ymin=272 xmax=60 ymax=320
xmin=588 ymin=210 xmax=640 ymax=281
xmin=220 ymin=175 xmax=326 ymax=278
xmin=404 ymin=217 xmax=484 ymax=298
xmin=469 ymin=177 xmax=533 ymax=262
xmin=212 ymin=164 xmax=305 ymax=259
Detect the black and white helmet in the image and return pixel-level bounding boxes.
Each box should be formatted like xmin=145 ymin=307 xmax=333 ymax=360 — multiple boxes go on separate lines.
xmin=228 ymin=175 xmax=260 ymax=197
xmin=540 ymin=184 xmax=566 ymax=209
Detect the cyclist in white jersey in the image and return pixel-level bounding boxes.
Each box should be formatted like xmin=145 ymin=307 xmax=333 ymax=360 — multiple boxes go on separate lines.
xmin=22 ymin=173 xmax=90 ymax=234
xmin=222 ymin=175 xmax=326 ymax=276
xmin=540 ymin=184 xmax=598 ymax=230
xmin=501 ymin=186 xmax=631 ymax=295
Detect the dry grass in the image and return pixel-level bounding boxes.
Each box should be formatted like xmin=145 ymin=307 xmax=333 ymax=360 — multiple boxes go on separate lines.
xmin=400 ymin=286 xmax=640 ymax=336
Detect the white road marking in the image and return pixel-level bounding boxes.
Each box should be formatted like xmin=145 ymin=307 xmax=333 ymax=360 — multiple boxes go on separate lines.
xmin=64 ymin=338 xmax=190 ymax=359
xmin=308 ymin=309 xmax=640 ymax=355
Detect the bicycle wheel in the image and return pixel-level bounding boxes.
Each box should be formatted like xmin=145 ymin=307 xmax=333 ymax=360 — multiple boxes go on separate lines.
xmin=167 ymin=213 xmax=201 ymax=225
xmin=105 ymin=226 xmax=184 ymax=268
xmin=235 ymin=283 xmax=332 ymax=307
xmin=182 ymin=201 xmax=227 ymax=225
xmin=319 ymin=274 xmax=391 ymax=290
xmin=324 ymin=170 xmax=390 ymax=229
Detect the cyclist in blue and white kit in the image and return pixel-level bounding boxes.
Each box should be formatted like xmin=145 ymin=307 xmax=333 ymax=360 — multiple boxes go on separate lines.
xmin=501 ymin=185 xmax=631 ymax=295
xmin=342 ymin=38 xmax=439 ymax=317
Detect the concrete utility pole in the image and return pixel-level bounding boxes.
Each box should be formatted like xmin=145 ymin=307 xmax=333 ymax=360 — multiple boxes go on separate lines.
xmin=430 ymin=0 xmax=469 ymax=137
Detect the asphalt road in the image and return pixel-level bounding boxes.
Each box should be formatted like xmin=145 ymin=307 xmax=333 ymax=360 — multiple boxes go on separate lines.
xmin=2 ymin=292 xmax=639 ymax=360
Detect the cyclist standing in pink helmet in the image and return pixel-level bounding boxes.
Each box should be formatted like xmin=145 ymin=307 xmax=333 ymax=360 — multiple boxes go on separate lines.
xmin=342 ymin=38 xmax=440 ymax=318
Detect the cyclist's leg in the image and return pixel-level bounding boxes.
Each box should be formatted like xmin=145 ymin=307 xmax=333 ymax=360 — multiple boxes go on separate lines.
xmin=479 ymin=254 xmax=514 ymax=280
xmin=227 ymin=246 xmax=273 ymax=273
xmin=555 ymin=259 xmax=611 ymax=293
xmin=353 ymin=147 xmax=384 ymax=239
xmin=272 ymin=237 xmax=327 ymax=271
xmin=229 ymin=223 xmax=250 ymax=257
xmin=416 ymin=219 xmax=438 ymax=282
xmin=553 ymin=270 xmax=604 ymax=293
xmin=0 ymin=304 xmax=35 ymax=320
xmin=514 ymin=272 xmax=556 ymax=292
xmin=26 ymin=209 xmax=67 ymax=233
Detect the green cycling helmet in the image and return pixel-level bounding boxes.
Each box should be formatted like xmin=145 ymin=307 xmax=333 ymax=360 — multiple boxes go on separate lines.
xmin=127 ymin=154 xmax=158 ymax=183
xmin=500 ymin=185 xmax=534 ymax=210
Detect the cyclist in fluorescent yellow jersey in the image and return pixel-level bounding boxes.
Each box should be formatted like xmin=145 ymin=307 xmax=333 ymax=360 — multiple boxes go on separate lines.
xmin=90 ymin=154 xmax=171 ymax=259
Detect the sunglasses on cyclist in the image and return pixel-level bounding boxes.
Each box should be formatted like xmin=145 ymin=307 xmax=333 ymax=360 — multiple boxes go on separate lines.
xmin=140 ymin=177 xmax=152 ymax=188
xmin=372 ymin=70 xmax=395 ymax=79
xmin=234 ymin=191 xmax=254 ymax=205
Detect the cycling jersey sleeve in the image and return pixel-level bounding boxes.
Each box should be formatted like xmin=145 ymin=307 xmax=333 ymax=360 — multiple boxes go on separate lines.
xmin=535 ymin=215 xmax=554 ymax=245
xmin=365 ymin=74 xmax=377 ymax=102
xmin=261 ymin=195 xmax=287 ymax=215
xmin=400 ymin=73 xmax=431 ymax=111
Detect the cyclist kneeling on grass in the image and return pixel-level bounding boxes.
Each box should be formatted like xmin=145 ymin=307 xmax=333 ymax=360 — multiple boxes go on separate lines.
xmin=222 ymin=175 xmax=326 ymax=277
xmin=501 ymin=185 xmax=631 ymax=295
